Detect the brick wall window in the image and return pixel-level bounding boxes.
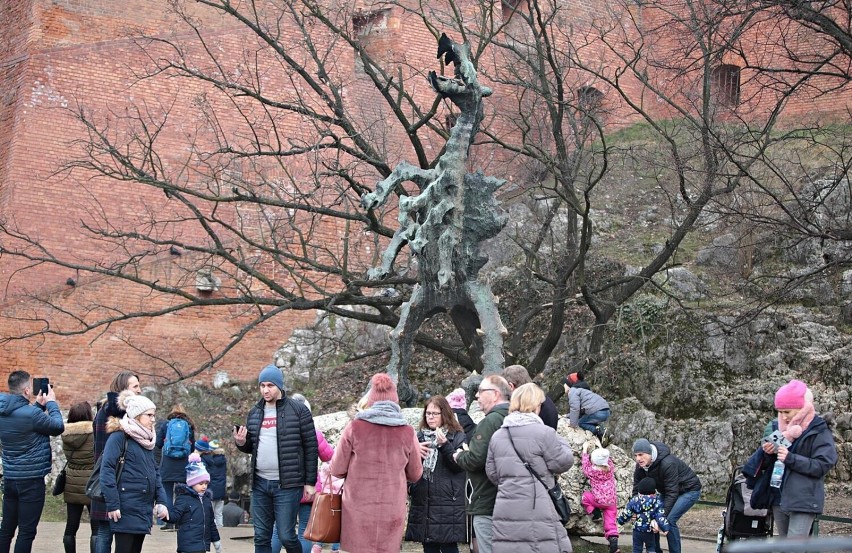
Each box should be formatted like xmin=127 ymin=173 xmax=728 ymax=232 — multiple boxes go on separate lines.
xmin=712 ymin=64 xmax=741 ymax=107
xmin=577 ymin=85 xmax=604 ymax=114
xmin=353 ymin=9 xmax=388 ymax=37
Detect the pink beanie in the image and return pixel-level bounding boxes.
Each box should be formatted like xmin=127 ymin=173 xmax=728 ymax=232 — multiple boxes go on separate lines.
xmin=446 ymin=388 xmax=467 ymax=410
xmin=186 ymin=453 xmax=210 ymax=486
xmin=367 ymin=373 xmax=399 ymax=405
xmin=775 ymin=379 xmax=807 ymax=409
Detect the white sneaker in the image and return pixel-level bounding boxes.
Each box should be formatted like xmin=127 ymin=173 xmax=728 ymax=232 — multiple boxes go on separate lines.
xmin=311 ymin=545 xmax=323 ymax=553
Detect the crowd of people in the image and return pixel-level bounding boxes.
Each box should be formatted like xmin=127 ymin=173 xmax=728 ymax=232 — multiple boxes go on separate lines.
xmin=0 ymin=365 xmax=839 ymax=553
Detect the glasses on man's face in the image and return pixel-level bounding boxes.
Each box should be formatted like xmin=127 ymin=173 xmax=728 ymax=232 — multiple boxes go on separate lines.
xmin=477 ymin=388 xmax=498 ymax=395
xmin=425 ymin=411 xmax=442 ymax=417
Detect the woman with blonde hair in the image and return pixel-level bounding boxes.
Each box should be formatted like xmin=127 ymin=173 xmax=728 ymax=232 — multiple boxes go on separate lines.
xmin=486 ymin=383 xmax=574 ymax=553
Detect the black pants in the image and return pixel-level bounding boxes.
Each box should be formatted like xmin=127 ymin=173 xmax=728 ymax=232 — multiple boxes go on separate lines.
xmin=64 ymin=503 xmax=97 ymax=539
xmin=423 ymin=543 xmax=460 ymax=553
xmin=112 ymin=533 xmax=145 ymax=553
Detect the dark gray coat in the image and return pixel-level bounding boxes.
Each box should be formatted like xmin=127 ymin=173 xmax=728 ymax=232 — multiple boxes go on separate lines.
xmin=486 ymin=413 xmax=573 ymax=553
xmin=778 ymin=416 xmax=836 ymax=513
xmin=405 ymin=430 xmax=467 ymax=544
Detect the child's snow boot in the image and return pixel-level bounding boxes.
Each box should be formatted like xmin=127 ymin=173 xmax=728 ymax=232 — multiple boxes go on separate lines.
xmin=607 ymin=536 xmax=621 ymax=553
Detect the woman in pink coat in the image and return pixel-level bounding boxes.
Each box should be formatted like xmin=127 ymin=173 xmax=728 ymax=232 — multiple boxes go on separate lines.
xmin=330 ymin=373 xmax=422 ymax=553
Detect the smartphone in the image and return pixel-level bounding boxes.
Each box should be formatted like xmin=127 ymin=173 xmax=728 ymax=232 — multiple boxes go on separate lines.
xmin=32 ymin=377 xmax=50 ymax=395
xmin=234 ymin=424 xmax=240 ymax=432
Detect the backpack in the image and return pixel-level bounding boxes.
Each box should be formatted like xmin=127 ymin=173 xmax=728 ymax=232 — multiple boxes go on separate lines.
xmin=163 ymin=418 xmax=191 ymax=458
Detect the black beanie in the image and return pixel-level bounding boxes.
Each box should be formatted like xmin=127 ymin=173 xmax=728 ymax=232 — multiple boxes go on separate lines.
xmin=638 ymin=477 xmax=657 ymax=495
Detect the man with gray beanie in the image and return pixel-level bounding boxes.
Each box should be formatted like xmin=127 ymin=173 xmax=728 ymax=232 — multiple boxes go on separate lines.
xmin=631 ymin=438 xmax=701 ymax=553
xmin=233 ymin=364 xmax=318 ymax=553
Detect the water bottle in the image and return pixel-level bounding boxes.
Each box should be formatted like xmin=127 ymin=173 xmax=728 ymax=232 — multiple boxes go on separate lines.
xmin=769 ymin=460 xmax=785 ymax=488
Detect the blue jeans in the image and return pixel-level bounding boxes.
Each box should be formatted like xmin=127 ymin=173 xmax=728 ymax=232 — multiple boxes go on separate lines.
xmin=632 ymin=529 xmax=657 ymax=553
xmin=94 ymin=519 xmax=113 ymax=553
xmin=271 ymin=503 xmax=313 ymax=553
xmin=252 ymin=477 xmax=303 ymax=553
xmin=0 ymin=477 xmax=46 ymax=553
xmin=578 ymin=408 xmax=610 ymax=434
xmin=656 ymin=490 xmax=700 ymax=553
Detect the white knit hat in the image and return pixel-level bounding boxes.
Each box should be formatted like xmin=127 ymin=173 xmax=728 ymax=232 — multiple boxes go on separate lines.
xmin=591 ymin=447 xmax=610 ymax=466
xmin=124 ymin=395 xmax=156 ymax=419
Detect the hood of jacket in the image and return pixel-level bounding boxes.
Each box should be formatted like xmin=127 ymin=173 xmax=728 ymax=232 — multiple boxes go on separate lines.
xmin=646 ymin=441 xmax=671 ymax=470
xmin=0 ymin=393 xmax=29 ymax=416
xmin=501 ymin=411 xmax=543 ymax=428
xmin=63 ymin=420 xmax=94 ymax=448
xmin=106 ymin=416 xmax=123 ymax=433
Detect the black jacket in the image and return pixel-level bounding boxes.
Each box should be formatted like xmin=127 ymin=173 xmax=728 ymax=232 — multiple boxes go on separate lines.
xmin=405 ymin=430 xmax=467 ymax=544
xmin=452 ymin=408 xmax=476 ymax=443
xmin=236 ymin=396 xmax=318 ymax=488
xmin=539 ymin=396 xmax=558 ymax=430
xmin=632 ymin=441 xmax=702 ymax=514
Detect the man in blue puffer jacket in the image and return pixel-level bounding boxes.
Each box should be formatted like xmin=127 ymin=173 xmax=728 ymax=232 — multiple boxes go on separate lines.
xmin=0 ymin=370 xmax=65 ymax=553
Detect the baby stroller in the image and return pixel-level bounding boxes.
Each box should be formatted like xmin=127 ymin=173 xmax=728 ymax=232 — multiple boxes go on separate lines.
xmin=715 ymin=466 xmax=773 ymax=552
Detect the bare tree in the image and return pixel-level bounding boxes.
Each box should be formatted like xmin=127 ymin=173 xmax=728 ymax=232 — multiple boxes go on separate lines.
xmin=1 ymin=0 xmax=849 ymax=396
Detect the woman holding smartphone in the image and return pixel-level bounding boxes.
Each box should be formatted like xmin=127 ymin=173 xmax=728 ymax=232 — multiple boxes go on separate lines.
xmin=405 ymin=395 xmax=468 ymax=553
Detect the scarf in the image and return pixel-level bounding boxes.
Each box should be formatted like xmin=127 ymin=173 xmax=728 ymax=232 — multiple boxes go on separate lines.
xmin=355 ymin=400 xmax=407 ymax=426
xmin=421 ymin=428 xmax=446 ymax=479
xmin=778 ymin=399 xmax=816 ymax=442
xmin=120 ymin=415 xmax=156 ymax=450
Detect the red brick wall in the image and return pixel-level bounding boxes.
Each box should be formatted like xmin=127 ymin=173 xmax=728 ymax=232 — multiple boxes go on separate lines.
xmin=2 ymin=0 xmax=852 ymax=403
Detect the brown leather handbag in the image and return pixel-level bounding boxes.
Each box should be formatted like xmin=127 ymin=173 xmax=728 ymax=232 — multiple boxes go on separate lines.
xmin=303 ymin=476 xmax=343 ymax=543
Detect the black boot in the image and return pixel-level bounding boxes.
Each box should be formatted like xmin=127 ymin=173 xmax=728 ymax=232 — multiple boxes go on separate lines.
xmin=63 ymin=535 xmax=76 ymax=553
xmin=607 ymin=536 xmax=621 ymax=553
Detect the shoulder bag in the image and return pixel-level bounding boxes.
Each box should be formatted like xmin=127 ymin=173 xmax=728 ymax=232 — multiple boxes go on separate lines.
xmin=51 ymin=463 xmax=67 ymax=496
xmin=303 ymin=474 xmax=343 ymax=543
xmin=85 ymin=434 xmax=128 ymax=501
xmin=506 ymin=428 xmax=571 ymax=525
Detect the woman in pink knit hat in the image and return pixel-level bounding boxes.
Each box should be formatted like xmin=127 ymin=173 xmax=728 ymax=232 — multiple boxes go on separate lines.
xmin=746 ymin=379 xmax=837 ymax=540
xmin=330 ymin=373 xmax=422 ymax=553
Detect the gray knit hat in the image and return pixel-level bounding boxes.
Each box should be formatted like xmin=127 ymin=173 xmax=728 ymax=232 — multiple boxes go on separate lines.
xmin=632 ymin=438 xmax=653 ymax=455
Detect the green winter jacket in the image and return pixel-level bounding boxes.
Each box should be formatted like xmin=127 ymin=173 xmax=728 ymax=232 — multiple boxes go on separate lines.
xmin=455 ymin=403 xmax=509 ymax=515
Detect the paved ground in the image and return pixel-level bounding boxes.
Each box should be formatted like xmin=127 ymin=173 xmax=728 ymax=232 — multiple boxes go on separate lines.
xmin=31 ymin=521 xmax=721 ymax=552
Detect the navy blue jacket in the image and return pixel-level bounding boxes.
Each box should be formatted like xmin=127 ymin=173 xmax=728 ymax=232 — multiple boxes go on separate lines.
xmin=101 ymin=429 xmax=169 ymax=534
xmin=156 ymin=416 xmax=196 ymax=483
xmin=0 ymin=393 xmax=64 ymax=479
xmin=236 ymin=396 xmax=318 ymax=488
xmin=200 ymin=451 xmax=227 ymax=501
xmin=169 ymin=484 xmax=221 ymax=552
xmin=745 ymin=416 xmax=836 ymax=514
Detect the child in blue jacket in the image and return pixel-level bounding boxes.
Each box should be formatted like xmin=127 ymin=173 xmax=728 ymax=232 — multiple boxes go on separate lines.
xmin=617 ymin=477 xmax=670 ymax=553
xmin=168 ymin=453 xmax=221 ymax=553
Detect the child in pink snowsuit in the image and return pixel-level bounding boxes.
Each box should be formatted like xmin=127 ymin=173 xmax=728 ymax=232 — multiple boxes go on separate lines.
xmin=582 ymin=441 xmax=620 ymax=553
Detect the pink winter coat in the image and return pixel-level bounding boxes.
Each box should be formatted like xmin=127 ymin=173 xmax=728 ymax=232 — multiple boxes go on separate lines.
xmin=582 ymin=453 xmax=617 ymax=506
xmin=301 ymin=429 xmax=334 ymax=504
xmin=330 ymin=404 xmax=422 ymax=553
